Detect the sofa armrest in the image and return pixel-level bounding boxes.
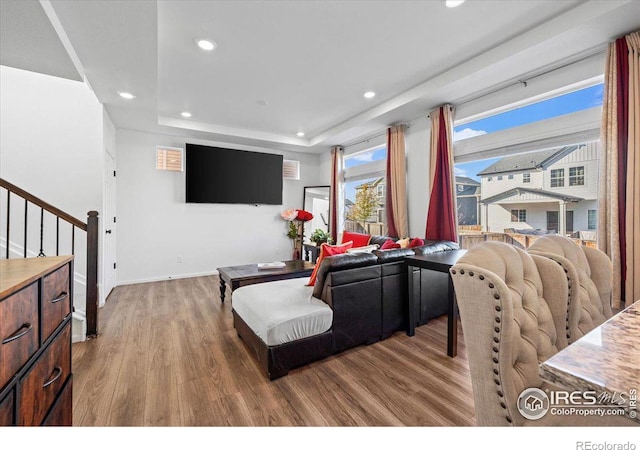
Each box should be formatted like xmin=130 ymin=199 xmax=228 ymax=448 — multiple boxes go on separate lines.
xmin=374 ymin=248 xmax=415 ymax=263
xmin=312 ymin=253 xmax=378 ymax=299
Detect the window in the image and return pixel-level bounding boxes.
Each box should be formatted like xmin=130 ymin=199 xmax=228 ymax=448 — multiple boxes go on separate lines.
xmin=343 ymin=146 xmax=387 ymax=235
xmin=511 ymin=209 xmax=527 ymax=222
xmin=523 ymin=173 xmax=531 ymax=183
xmin=487 ymin=177 xmax=492 ymax=182
xmin=156 ymin=146 xmax=183 ymax=172
xmin=283 ymin=160 xmax=300 ymax=180
xmin=569 ymin=166 xmax=585 ymax=186
xmin=550 ymin=169 xmax=564 ymax=188
xmin=497 ymin=175 xmax=503 ymax=181
xmin=588 ymin=210 xmax=597 ymax=230
xmin=508 ymin=174 xmax=514 ymax=180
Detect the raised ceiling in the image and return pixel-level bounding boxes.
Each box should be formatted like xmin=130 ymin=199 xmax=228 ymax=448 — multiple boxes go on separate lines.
xmin=4 ymin=1 xmax=640 ymax=153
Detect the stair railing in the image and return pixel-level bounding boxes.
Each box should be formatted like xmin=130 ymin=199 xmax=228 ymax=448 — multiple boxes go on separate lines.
xmin=0 ymin=178 xmax=99 ymax=337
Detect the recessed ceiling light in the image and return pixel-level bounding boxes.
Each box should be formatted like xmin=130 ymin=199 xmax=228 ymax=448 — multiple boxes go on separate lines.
xmin=196 ymin=39 xmax=216 ymax=51
xmin=364 ymin=91 xmax=376 ymax=99
xmin=257 ymin=99 xmax=269 ymax=106
xmin=296 ymin=132 xmax=305 ymax=137
xmin=118 ymin=91 xmax=135 ymax=100
xmin=445 ymin=0 xmax=465 ymax=7
xmin=181 ymin=112 xmax=192 ymax=118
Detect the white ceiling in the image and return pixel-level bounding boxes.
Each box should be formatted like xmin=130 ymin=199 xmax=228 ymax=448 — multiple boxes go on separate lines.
xmin=3 ymin=1 xmax=640 ymax=153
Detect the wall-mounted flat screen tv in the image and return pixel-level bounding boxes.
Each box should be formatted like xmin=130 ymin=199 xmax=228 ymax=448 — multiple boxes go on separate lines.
xmin=185 ymin=143 xmax=283 ymax=204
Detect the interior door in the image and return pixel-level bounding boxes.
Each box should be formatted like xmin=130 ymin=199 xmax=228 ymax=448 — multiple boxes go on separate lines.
xmin=103 ymin=151 xmax=117 ymax=304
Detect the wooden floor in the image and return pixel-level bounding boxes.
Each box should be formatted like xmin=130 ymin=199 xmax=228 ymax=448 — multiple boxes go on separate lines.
xmin=72 ymin=275 xmax=476 ymax=426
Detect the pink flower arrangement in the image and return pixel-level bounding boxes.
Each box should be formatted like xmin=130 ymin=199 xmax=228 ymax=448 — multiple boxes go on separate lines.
xmin=281 ymin=209 xmax=314 ymax=258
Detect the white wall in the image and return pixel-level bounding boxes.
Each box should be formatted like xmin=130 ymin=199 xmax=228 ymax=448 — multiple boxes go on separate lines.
xmin=404 ymin=118 xmax=431 ymax=238
xmin=0 ymin=65 xmax=106 ymax=310
xmin=115 ymin=129 xmax=321 ymax=284
xmin=0 ymin=66 xmax=104 ymax=219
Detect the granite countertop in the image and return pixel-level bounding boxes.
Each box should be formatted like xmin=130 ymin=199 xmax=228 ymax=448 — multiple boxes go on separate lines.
xmin=539 ymin=301 xmax=640 ymax=422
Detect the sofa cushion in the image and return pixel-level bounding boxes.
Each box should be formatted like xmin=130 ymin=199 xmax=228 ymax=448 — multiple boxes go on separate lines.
xmin=374 ymin=248 xmax=415 ymax=263
xmin=412 ymin=240 xmax=459 ymax=255
xmin=396 ymin=238 xmax=411 ymax=248
xmin=380 ymin=239 xmax=401 ymax=250
xmin=347 ymin=244 xmax=378 ymax=254
xmin=369 ymin=235 xmax=398 ymax=247
xmin=232 ymin=278 xmax=333 ymax=346
xmin=341 ymin=231 xmax=372 ymax=248
xmin=307 ymin=241 xmax=353 ymax=286
xmin=409 ymin=237 xmax=425 ymax=248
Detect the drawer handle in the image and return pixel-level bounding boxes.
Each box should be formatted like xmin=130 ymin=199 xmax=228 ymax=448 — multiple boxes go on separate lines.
xmin=51 ymin=292 xmax=68 ymax=304
xmin=43 ymin=366 xmax=63 ymax=389
xmin=2 ymin=322 xmax=33 ymax=345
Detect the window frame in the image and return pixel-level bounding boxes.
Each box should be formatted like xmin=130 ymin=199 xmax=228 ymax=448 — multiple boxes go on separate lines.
xmin=510 ymin=209 xmax=527 ymax=223
xmin=569 ymin=166 xmax=585 ymax=186
xmin=550 ymin=168 xmax=565 ymax=188
xmin=588 ymin=209 xmax=597 ymax=230
xmin=523 ymin=173 xmax=531 ymax=183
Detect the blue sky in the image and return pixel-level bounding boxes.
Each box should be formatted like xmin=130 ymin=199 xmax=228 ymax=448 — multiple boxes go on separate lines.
xmin=344 ymin=147 xmax=386 ymax=201
xmin=454 ymin=83 xmax=603 ymax=181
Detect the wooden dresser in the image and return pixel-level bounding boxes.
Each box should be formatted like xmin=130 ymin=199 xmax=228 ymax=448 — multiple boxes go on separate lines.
xmin=0 ymin=256 xmax=74 ymax=426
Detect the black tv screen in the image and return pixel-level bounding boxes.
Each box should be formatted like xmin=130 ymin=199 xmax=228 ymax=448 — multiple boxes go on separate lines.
xmin=185 ymin=144 xmax=283 ymax=204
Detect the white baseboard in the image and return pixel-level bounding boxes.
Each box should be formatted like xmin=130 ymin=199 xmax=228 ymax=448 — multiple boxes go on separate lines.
xmin=116 ymin=270 xmax=219 ymax=287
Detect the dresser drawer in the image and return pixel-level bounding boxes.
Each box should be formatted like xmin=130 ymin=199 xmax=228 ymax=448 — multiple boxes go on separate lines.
xmin=42 ymin=264 xmax=71 ymax=341
xmin=0 ymin=390 xmax=14 ymax=426
xmin=42 ymin=376 xmax=72 ymax=426
xmin=18 ymin=323 xmax=71 ymax=426
xmin=0 ymin=283 xmax=39 ymax=390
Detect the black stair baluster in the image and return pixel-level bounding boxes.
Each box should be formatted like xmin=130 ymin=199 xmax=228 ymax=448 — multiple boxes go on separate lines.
xmin=72 ymin=226 xmax=75 ymax=255
xmin=5 ymin=190 xmax=9 ymax=259
xmin=23 ymin=199 xmax=27 ymax=258
xmin=38 ymin=207 xmax=45 ymax=257
xmin=56 ymin=217 xmax=60 ymax=256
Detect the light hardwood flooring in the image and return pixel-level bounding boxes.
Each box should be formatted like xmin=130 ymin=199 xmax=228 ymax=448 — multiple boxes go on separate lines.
xmin=72 ymin=275 xmax=476 ymax=426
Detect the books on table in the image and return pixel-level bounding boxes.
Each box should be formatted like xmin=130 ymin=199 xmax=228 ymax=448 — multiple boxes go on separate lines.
xmin=257 ymin=261 xmax=286 ymax=270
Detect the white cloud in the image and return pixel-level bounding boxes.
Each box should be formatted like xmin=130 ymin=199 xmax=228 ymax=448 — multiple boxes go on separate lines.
xmin=454 ymin=167 xmax=467 ymax=177
xmin=453 ymin=127 xmax=487 ymax=142
xmin=349 ymin=151 xmax=374 ymax=162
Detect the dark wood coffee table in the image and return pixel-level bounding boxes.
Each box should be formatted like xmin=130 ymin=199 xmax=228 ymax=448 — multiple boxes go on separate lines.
xmin=217 ymin=260 xmax=315 ymax=302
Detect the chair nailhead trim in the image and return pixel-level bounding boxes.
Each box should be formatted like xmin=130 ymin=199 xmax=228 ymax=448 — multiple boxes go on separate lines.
xmin=500 ymin=402 xmax=506 ymax=409
xmin=506 ymin=416 xmax=512 ymax=423
xmin=451 ymin=269 xmax=456 ymax=274
xmin=494 ymin=327 xmax=500 ymax=332
xmin=494 ymin=379 xmax=500 ymax=385
xmin=495 ymin=317 xmax=501 ymax=323
xmin=495 ymin=306 xmax=501 ymax=311
xmin=493 ymin=347 xmax=499 ymax=353
xmin=494 ymin=294 xmax=500 ymax=299
xmin=492 ymin=357 xmax=498 ymax=363
xmin=493 ymin=337 xmax=499 ymax=343
xmin=469 ymin=271 xmax=474 ymax=276
xmin=493 ymin=369 xmax=499 ymax=375
xmin=498 ymin=391 xmax=504 ymax=397
xmin=488 ymin=282 xmax=494 ymax=288
xmin=460 ymin=269 xmax=465 ymax=274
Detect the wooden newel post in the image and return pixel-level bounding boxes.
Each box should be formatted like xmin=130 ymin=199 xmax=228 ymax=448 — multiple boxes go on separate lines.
xmin=86 ymin=210 xmax=99 ymax=338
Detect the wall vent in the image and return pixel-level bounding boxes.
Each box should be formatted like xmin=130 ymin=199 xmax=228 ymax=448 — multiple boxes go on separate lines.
xmin=283 ymin=159 xmax=300 ymax=180
xmin=156 ymin=146 xmax=183 ymax=172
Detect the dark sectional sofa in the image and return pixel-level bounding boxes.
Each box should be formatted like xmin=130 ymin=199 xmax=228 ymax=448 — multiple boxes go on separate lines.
xmin=232 ymin=237 xmax=459 ymax=380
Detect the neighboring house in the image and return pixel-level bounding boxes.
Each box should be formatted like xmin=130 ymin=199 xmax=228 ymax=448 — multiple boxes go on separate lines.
xmin=355 ymin=177 xmax=386 ymax=224
xmin=456 ymin=176 xmax=481 ymax=226
xmin=477 ymin=142 xmax=599 ymax=236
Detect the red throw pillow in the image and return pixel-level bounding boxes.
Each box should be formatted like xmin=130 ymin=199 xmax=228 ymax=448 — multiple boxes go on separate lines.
xmin=341 ymin=231 xmax=371 ymax=248
xmin=409 ymin=237 xmax=425 ymax=248
xmin=380 ymin=239 xmax=400 ymax=250
xmin=307 ymin=241 xmax=353 ymax=286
